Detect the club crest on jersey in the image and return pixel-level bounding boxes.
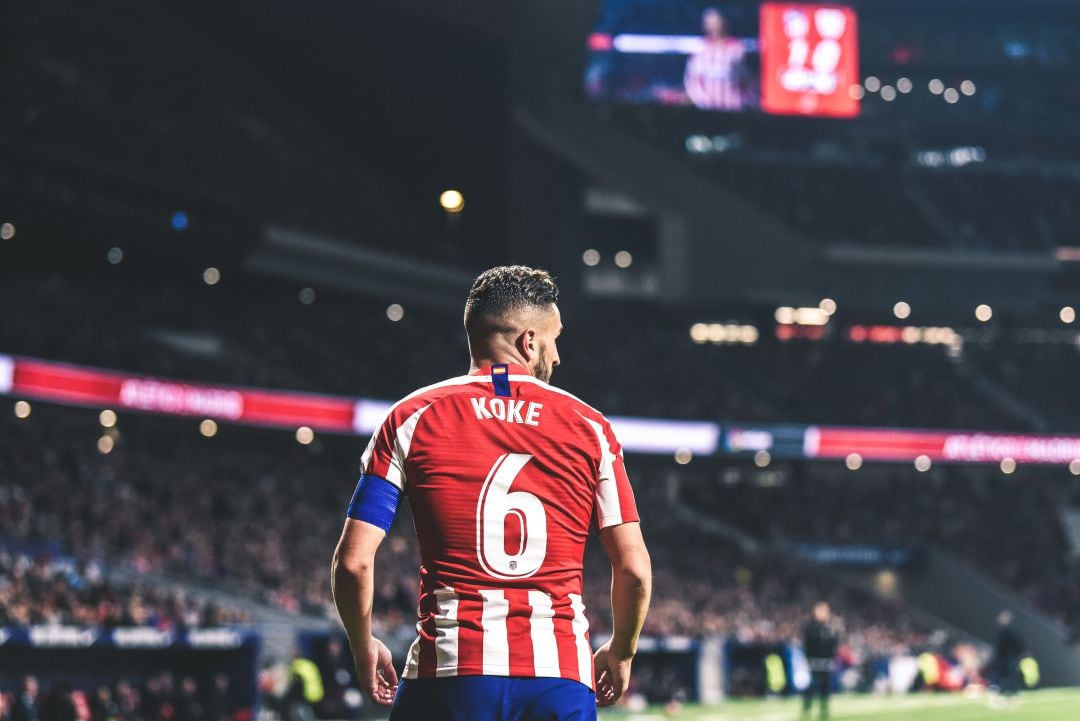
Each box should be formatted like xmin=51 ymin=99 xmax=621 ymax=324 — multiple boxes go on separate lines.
xmin=470 ymin=397 xmax=542 ymax=426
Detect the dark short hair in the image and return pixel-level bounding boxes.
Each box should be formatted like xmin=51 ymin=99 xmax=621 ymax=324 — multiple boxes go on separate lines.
xmin=464 ymin=265 xmax=559 ymax=336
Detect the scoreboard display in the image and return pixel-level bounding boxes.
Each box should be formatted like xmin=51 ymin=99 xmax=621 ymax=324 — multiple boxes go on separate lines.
xmin=584 ymin=0 xmax=860 ymax=118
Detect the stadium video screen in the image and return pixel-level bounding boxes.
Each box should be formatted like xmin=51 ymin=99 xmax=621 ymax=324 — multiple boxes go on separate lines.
xmin=584 ymin=1 xmax=860 ymax=118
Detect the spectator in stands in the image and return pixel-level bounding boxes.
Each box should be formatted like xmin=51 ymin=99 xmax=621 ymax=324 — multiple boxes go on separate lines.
xmin=9 ymin=677 xmax=39 ymax=721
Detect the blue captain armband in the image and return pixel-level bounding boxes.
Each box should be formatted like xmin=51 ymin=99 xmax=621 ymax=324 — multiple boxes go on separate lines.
xmin=346 ymin=474 xmax=401 ymax=532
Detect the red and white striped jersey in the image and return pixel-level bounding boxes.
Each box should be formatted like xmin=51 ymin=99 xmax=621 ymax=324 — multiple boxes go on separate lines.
xmin=684 ymin=38 xmax=747 ymax=110
xmin=358 ymin=363 xmax=639 ymax=687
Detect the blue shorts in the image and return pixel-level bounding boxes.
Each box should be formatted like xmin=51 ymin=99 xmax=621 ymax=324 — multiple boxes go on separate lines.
xmin=388 ymin=676 xmax=597 ymax=721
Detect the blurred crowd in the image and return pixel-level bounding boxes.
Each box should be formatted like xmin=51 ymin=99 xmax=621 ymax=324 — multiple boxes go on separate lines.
xmin=0 ymin=674 xmax=237 ymax=721
xmin=1 ymin=406 xmax=981 ymax=666
xmin=0 ymin=550 xmax=247 ymax=630
xmin=676 ymin=462 xmax=1080 ymax=634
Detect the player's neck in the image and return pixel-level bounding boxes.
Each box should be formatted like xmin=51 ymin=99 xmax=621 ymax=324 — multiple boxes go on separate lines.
xmin=469 ymin=354 xmax=529 ymax=374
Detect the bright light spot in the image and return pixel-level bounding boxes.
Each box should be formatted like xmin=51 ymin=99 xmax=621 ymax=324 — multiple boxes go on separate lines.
xmin=203 ymin=267 xmax=221 ymax=286
xmin=775 ymin=307 xmax=795 ymax=324
xmin=199 ymin=419 xmax=218 ymax=438
xmin=739 ymin=326 xmax=759 ymax=344
xmin=689 ymin=323 xmax=709 ymax=343
xmin=614 ymin=250 xmax=633 ymax=268
xmin=582 ymin=249 xmax=601 ymax=267
xmin=97 ymin=435 xmax=115 ymax=454
xmin=1070 ymin=459 xmax=1080 ymax=475
xmin=685 ymin=135 xmax=711 ymax=154
xmin=880 ymin=85 xmax=897 ymax=102
xmin=846 ymin=453 xmax=863 ymax=471
xmin=299 ymin=287 xmax=316 ymax=305
xmin=914 ymin=455 xmax=932 ymax=472
xmin=296 ymin=426 xmax=315 ymax=445
xmin=107 ymin=247 xmax=124 ymax=265
xmin=386 ymin=303 xmax=405 ymax=322
xmin=960 ymin=80 xmax=976 ymax=96
xmin=975 ymin=304 xmax=993 ymax=322
xmin=1061 ymin=306 xmax=1075 ymax=324
xmin=1000 ymin=457 xmax=1016 ymax=474
xmin=171 ymin=211 xmax=189 ymax=232
xmin=875 ymin=570 xmax=898 ymax=597
xmin=754 ymin=450 xmax=771 ymax=468
xmin=819 ymin=298 xmax=837 ymax=316
xmin=897 ymin=77 xmax=913 ymax=94
xmin=943 ymin=88 xmax=960 ymax=104
xmin=893 ymin=301 xmax=912 ymax=320
xmin=674 ymin=447 xmax=693 ymax=465
xmin=14 ymin=401 xmax=31 ymax=419
xmin=929 ymin=79 xmax=945 ymax=95
xmin=439 ymin=190 xmax=465 ymax=213
xmin=864 ymin=76 xmax=881 ymax=92
xmin=99 ymin=410 xmax=117 ymax=428
xmin=0 ymin=223 xmax=14 ymax=240
xmin=848 ymin=85 xmax=865 ymax=100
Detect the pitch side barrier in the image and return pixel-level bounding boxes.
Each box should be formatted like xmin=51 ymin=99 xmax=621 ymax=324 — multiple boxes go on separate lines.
xmin=4 ymin=353 xmax=1080 ymax=465
xmin=0 ymin=626 xmax=260 ymax=711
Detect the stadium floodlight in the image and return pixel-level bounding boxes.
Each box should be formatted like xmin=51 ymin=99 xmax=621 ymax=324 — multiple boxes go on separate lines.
xmin=439 ymin=189 xmax=465 ymax=213
xmin=199 ymin=419 xmax=218 ymax=438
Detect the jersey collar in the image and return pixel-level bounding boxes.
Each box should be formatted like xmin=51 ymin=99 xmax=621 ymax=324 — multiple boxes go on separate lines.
xmin=470 ymin=363 xmax=532 ymax=377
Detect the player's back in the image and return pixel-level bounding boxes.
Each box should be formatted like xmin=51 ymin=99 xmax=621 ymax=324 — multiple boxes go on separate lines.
xmin=360 ymin=363 xmax=637 ymax=684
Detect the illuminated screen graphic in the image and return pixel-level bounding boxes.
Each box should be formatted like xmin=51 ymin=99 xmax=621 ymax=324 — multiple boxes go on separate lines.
xmin=584 ymin=0 xmax=859 ymax=118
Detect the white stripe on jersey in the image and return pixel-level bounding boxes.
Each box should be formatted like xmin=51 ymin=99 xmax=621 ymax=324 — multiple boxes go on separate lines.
xmin=569 ymin=593 xmax=593 ymax=687
xmin=578 ymin=414 xmax=623 ymax=527
xmin=479 ymin=589 xmax=510 ymax=676
xmin=403 ymin=633 xmax=421 ymax=679
xmin=383 ymin=403 xmax=431 ymax=489
xmin=528 ymin=591 xmax=560 ymax=677
xmin=433 ymin=588 xmax=460 ymax=677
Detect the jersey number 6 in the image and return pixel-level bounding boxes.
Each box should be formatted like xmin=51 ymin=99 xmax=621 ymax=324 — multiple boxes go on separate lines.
xmin=476 ymin=453 xmax=548 ymax=579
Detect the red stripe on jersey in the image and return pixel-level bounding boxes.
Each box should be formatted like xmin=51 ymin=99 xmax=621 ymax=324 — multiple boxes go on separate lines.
xmin=506 ymin=589 xmax=537 ymax=676
xmin=454 ymin=593 xmax=485 ymax=675
xmin=552 ymin=608 xmax=584 ymax=683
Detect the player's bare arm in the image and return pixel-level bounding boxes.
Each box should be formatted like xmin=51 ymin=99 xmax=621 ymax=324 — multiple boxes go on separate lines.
xmin=331 ymin=518 xmax=399 ymax=706
xmin=594 ymin=520 xmax=652 ymax=707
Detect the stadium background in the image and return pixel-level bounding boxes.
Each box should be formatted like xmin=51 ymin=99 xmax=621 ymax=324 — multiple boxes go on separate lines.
xmin=3 ymin=0 xmax=1080 ymax=719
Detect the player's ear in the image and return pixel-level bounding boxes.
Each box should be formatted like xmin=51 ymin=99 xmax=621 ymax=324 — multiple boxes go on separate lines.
xmin=516 ymin=327 xmax=537 ymax=361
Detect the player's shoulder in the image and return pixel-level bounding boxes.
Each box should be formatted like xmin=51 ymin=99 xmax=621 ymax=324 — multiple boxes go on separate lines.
xmin=384 ymin=374 xmax=489 ymax=421
xmin=509 ymin=373 xmax=611 ymax=426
